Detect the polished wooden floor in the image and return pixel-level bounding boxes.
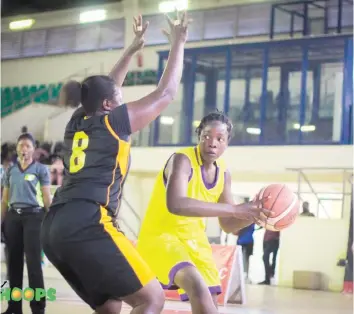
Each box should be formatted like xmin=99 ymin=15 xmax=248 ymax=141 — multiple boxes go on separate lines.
xmin=1 ymin=275 xmax=352 ymax=314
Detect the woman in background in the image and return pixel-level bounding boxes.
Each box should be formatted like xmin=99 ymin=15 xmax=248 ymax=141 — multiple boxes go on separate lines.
xmin=1 ymin=133 xmax=52 ymax=314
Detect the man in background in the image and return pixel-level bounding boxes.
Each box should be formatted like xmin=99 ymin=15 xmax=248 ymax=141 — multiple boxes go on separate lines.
xmin=300 ymin=201 xmax=315 ymax=217
xmin=259 ymin=230 xmax=280 ymax=285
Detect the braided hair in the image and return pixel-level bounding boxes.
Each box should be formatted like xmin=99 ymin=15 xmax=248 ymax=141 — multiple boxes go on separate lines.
xmin=195 ymin=110 xmax=233 ymax=140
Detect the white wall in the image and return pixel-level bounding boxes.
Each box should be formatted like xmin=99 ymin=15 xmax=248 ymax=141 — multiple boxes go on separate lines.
xmin=2 ymin=103 xmax=66 ymax=142
xmin=130 ymin=146 xmax=352 ymax=174
xmin=278 ymin=217 xmax=350 ymax=292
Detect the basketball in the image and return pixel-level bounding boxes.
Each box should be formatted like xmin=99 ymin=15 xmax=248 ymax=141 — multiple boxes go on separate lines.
xmin=254 ymin=184 xmax=300 ymax=231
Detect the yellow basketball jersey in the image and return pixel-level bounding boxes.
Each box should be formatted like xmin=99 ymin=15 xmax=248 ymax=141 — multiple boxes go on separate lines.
xmin=138 ymin=145 xmax=226 ymax=239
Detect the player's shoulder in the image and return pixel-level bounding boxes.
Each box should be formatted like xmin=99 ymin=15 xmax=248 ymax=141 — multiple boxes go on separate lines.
xmin=34 ymin=162 xmax=49 ymax=172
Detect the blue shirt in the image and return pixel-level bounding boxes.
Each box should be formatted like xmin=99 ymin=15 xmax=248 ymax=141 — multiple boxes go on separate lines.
xmin=237 ymin=224 xmax=255 ymax=245
xmin=3 ymin=161 xmax=50 ymax=208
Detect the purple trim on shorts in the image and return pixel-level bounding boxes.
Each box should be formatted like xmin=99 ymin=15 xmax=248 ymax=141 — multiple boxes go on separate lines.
xmin=179 ymin=285 xmax=222 ymax=302
xmin=160 ymin=262 xmax=195 ymax=290
xmin=201 ymin=165 xmax=219 ymax=190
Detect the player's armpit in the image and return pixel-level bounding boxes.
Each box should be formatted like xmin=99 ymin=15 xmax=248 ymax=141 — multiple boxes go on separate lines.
xmin=165 ymin=153 xmax=191 ymax=214
xmin=166 ymin=155 xmax=236 ymax=218
xmin=218 ymin=170 xmax=253 ymax=234
xmin=108 ymin=104 xmax=132 ymax=137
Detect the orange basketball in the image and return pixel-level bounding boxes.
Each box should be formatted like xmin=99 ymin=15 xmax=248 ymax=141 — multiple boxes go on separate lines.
xmin=254 ymin=184 xmax=300 ymax=231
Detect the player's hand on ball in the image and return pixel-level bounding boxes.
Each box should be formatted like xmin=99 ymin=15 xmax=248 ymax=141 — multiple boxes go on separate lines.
xmin=234 ymin=196 xmax=273 ymax=223
xmin=130 ymin=15 xmax=149 ymax=53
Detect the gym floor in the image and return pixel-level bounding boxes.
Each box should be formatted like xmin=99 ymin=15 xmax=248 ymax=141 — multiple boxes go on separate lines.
xmin=1 ymin=275 xmax=352 ymax=314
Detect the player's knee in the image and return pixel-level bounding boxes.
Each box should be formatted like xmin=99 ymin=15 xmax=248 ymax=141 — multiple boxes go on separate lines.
xmin=175 ymin=268 xmax=209 ymax=300
xmin=123 ymin=279 xmax=165 ymax=311
xmin=96 ymin=299 xmax=122 ymax=314
xmin=143 ymin=281 xmax=165 ymax=311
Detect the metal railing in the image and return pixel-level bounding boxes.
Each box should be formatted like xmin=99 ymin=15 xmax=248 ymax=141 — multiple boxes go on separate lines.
xmin=287 ymin=167 xmax=353 ymax=218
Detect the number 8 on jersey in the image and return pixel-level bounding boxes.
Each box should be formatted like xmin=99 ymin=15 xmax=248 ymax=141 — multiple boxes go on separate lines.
xmin=69 ymin=131 xmax=89 ymax=173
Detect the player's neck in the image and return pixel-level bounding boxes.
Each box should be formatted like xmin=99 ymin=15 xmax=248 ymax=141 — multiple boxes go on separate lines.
xmin=201 ymin=159 xmax=215 ymax=170
xmin=19 ymin=158 xmax=33 ymax=169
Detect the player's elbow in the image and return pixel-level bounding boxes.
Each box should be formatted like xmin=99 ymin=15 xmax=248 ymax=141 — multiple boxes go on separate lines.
xmin=156 ymin=86 xmax=177 ymax=103
xmin=166 ymin=196 xmax=182 ymax=215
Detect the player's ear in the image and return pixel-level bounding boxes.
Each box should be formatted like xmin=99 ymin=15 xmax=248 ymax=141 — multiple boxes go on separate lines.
xmin=102 ymin=99 xmax=114 ymax=112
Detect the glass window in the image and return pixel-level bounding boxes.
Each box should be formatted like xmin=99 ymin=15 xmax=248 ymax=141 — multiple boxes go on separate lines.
xmin=47 ymin=26 xmax=76 ymax=55
xmin=328 ymin=0 xmax=353 ymax=28
xmin=1 ymin=32 xmax=22 ymax=59
xmin=262 ymin=45 xmax=303 ymax=144
xmin=237 ymin=4 xmax=271 ymax=36
xmin=157 ymin=58 xmax=185 ymax=144
xmin=75 ymin=24 xmax=100 ymax=52
xmin=143 ymin=14 xmax=169 ymax=45
xmin=301 ymin=39 xmax=345 ymax=143
xmin=227 ymin=48 xmax=265 ymax=144
xmin=185 ymin=10 xmax=204 ymax=42
xmin=191 ymin=53 xmax=227 ymax=144
xmin=99 ymin=19 xmax=125 ymax=50
xmin=21 ymin=29 xmax=46 ymax=57
xmin=203 ymin=7 xmax=237 ymax=40
xmin=273 ymin=5 xmax=303 ymax=34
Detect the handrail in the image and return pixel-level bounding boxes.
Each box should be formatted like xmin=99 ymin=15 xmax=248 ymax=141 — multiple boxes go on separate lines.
xmin=287 ymin=167 xmax=353 ymax=218
xmin=118 ymin=216 xmax=138 ymax=239
xmin=122 ymin=196 xmax=141 ymax=223
xmin=298 ymin=171 xmax=330 ymax=218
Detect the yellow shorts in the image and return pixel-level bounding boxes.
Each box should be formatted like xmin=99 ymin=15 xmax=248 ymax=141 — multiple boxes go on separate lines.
xmin=137 ymin=232 xmax=221 ymax=301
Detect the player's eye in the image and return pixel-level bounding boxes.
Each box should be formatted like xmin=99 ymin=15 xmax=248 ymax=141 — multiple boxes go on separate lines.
xmin=218 ymin=137 xmax=224 ymax=142
xmin=204 ymin=135 xmax=210 ymax=140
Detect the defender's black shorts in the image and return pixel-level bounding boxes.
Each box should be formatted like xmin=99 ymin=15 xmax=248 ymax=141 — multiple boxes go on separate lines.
xmin=41 ymin=200 xmax=155 ymax=309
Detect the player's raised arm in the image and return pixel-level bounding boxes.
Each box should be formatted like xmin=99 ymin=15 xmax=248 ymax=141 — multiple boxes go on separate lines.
xmin=109 ymin=15 xmax=149 ymax=87
xmin=57 ymin=16 xmax=148 ymax=119
xmin=121 ymin=11 xmax=189 ymax=133
xmin=218 ymin=170 xmax=254 ymax=234
xmin=165 ymin=154 xmax=272 ymax=220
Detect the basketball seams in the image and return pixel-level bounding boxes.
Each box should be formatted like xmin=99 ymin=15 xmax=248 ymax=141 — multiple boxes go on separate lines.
xmin=267 ymin=193 xmax=298 ymax=226
xmin=255 ymin=184 xmax=299 ymax=231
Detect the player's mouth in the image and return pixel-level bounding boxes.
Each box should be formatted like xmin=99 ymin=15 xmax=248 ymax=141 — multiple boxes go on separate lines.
xmin=206 ymin=151 xmax=217 ymax=156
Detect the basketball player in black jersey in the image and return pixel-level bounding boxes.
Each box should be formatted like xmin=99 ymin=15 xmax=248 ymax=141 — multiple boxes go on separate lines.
xmin=41 ymin=13 xmax=189 ymax=314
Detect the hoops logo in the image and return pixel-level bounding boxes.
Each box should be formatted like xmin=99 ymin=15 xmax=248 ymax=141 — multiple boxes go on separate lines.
xmin=0 ymin=281 xmax=56 ymax=302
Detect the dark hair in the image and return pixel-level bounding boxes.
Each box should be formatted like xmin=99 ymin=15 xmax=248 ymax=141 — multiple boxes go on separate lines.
xmin=195 ymin=110 xmax=233 ymax=139
xmin=59 ymin=75 xmax=117 ymax=115
xmin=17 ymin=133 xmax=35 ymax=146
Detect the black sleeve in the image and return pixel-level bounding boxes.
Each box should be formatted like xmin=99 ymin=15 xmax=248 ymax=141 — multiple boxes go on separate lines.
xmin=107 ymin=104 xmax=132 ymax=136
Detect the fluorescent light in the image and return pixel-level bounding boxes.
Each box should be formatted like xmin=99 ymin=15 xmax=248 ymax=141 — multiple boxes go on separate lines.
xmin=159 ymin=0 xmax=188 ymax=13
xmin=293 ymin=123 xmax=316 ymax=132
xmin=79 ymin=10 xmax=106 ymax=23
xmin=9 ymin=19 xmax=34 ymax=30
xmin=300 ymin=125 xmax=316 ymax=132
xmin=246 ymin=127 xmax=261 ymax=135
xmin=160 ymin=116 xmax=174 ymax=125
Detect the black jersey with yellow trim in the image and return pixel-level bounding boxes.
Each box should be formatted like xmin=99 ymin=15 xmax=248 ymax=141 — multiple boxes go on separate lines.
xmin=52 ymin=105 xmax=131 ymax=214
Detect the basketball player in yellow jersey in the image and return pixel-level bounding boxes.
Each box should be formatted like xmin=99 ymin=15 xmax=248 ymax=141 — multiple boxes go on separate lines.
xmin=137 ymin=111 xmax=271 ymax=314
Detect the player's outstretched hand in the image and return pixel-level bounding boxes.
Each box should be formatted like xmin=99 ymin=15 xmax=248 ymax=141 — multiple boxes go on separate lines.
xmin=234 ymin=196 xmax=273 ymax=223
xmin=129 ymin=15 xmax=149 ymax=53
xmin=162 ymin=10 xmax=191 ymax=45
